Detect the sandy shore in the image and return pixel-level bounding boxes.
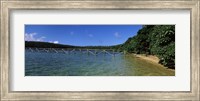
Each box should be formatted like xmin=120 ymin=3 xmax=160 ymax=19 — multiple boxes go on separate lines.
xmin=131 ymin=54 xmax=175 ymax=71
xmin=133 ymin=54 xmax=160 ymax=64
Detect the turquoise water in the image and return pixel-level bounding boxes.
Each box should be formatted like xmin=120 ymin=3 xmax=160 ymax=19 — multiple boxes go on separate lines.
xmin=25 ymin=51 xmax=175 ymax=76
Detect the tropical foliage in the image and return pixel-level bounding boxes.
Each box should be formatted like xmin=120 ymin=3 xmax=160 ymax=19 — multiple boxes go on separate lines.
xmin=25 ymin=25 xmax=175 ymax=68
xmin=116 ymin=25 xmax=175 ymax=68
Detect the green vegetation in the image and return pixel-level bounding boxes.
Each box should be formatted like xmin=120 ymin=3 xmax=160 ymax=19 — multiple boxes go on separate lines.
xmin=25 ymin=41 xmax=118 ymax=49
xmin=115 ymin=25 xmax=175 ymax=68
xmin=25 ymin=25 xmax=175 ymax=69
xmin=25 ymin=41 xmax=77 ymax=48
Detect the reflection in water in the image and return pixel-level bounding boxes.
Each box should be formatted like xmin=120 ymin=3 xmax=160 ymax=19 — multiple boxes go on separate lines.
xmin=25 ymin=51 xmax=175 ymax=76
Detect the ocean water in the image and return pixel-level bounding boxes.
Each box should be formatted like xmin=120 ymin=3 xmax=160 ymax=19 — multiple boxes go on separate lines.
xmin=25 ymin=50 xmax=175 ymax=76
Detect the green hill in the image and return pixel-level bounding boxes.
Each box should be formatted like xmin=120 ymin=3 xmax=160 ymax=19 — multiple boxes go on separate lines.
xmin=25 ymin=41 xmax=119 ymax=49
xmin=25 ymin=41 xmax=77 ymax=48
xmin=115 ymin=25 xmax=175 ymax=68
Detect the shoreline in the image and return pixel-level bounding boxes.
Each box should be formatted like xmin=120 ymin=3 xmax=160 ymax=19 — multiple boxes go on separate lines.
xmin=131 ymin=54 xmax=175 ymax=71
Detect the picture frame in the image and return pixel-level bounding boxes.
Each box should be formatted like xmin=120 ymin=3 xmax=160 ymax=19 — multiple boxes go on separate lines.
xmin=1 ymin=0 xmax=199 ymax=100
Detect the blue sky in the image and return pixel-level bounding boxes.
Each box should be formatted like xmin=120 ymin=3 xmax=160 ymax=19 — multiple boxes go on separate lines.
xmin=25 ymin=25 xmax=142 ymax=46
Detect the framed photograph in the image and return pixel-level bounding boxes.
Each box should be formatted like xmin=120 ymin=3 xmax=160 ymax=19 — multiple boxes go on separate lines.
xmin=1 ymin=0 xmax=199 ymax=100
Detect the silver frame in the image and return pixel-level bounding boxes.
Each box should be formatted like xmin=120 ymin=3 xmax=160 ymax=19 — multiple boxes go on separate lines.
xmin=1 ymin=0 xmax=199 ymax=100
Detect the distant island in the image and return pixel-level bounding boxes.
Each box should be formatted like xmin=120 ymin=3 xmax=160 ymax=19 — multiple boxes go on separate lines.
xmin=25 ymin=41 xmax=121 ymax=49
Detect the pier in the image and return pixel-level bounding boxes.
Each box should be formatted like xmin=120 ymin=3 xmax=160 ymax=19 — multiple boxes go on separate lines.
xmin=25 ymin=48 xmax=125 ymax=56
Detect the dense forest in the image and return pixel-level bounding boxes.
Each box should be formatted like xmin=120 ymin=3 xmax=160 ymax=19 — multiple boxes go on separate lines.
xmin=115 ymin=25 xmax=175 ymax=68
xmin=26 ymin=25 xmax=175 ymax=68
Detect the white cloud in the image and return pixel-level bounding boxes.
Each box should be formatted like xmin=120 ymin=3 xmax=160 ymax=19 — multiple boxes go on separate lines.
xmin=49 ymin=41 xmax=59 ymax=44
xmin=25 ymin=33 xmax=45 ymax=41
xmin=53 ymin=41 xmax=59 ymax=44
xmin=114 ymin=32 xmax=121 ymax=38
xmin=88 ymin=34 xmax=93 ymax=37
xmin=25 ymin=33 xmax=59 ymax=44
xmin=36 ymin=36 xmax=46 ymax=41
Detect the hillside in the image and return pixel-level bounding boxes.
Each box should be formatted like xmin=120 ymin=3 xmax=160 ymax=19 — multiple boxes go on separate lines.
xmin=25 ymin=41 xmax=77 ymax=48
xmin=115 ymin=25 xmax=175 ymax=68
xmin=25 ymin=41 xmax=120 ymax=49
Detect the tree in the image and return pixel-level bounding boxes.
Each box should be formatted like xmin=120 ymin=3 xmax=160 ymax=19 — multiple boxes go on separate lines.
xmin=121 ymin=25 xmax=175 ymax=68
